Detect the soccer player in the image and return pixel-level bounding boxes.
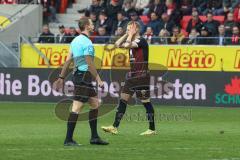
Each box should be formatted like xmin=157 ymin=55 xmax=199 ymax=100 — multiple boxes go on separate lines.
xmin=101 ymin=22 xmax=156 ymax=136
xmin=54 ymin=17 xmax=109 ymax=146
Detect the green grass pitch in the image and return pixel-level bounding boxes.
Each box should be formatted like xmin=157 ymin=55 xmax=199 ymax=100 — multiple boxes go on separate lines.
xmin=0 ymin=102 xmax=240 ymax=160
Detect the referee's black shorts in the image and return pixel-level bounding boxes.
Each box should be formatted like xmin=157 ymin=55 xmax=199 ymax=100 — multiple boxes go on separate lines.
xmin=72 ymin=70 xmax=97 ymax=103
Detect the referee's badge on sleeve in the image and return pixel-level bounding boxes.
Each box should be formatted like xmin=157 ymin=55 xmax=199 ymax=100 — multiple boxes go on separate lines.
xmin=88 ymin=46 xmax=94 ymax=55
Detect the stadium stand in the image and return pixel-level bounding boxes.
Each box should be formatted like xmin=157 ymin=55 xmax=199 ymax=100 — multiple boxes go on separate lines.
xmin=37 ymin=0 xmax=240 ymax=45
xmin=48 ymin=0 xmax=91 ymax=34
xmin=1 ymin=0 xmax=240 ymax=46
xmin=0 ymin=3 xmax=42 ymax=67
xmin=0 ymin=4 xmax=42 ymax=43
xmin=181 ymin=16 xmax=225 ymax=31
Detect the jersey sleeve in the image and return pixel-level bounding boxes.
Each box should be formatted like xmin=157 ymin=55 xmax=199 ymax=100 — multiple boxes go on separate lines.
xmin=133 ymin=38 xmax=148 ymax=48
xmin=82 ymin=41 xmax=95 ymax=56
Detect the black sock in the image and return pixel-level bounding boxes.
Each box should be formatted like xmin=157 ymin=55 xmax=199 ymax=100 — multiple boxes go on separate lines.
xmin=65 ymin=112 xmax=79 ymax=142
xmin=143 ymin=102 xmax=155 ymax=131
xmin=113 ymin=99 xmax=127 ymax=128
xmin=89 ymin=109 xmax=99 ymax=139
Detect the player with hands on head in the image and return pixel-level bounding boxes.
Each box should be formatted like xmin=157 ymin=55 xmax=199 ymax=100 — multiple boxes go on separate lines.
xmin=102 ymin=21 xmax=157 ymax=136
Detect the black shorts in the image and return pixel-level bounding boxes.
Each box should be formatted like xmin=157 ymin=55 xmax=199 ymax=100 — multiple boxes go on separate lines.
xmin=122 ymin=73 xmax=150 ymax=100
xmin=72 ymin=70 xmax=97 ymax=103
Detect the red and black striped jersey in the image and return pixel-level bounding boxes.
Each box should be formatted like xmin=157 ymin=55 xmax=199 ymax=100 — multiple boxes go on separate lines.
xmin=129 ymin=37 xmax=149 ymax=77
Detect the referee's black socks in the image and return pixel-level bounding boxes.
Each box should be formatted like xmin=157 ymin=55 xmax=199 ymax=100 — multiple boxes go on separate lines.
xmin=143 ymin=102 xmax=155 ymax=131
xmin=89 ymin=109 xmax=99 ymax=139
xmin=113 ymin=99 xmax=127 ymax=128
xmin=65 ymin=112 xmax=79 ymax=142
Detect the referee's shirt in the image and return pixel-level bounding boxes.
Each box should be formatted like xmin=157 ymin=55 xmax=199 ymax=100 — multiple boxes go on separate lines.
xmin=70 ymin=33 xmax=95 ymax=71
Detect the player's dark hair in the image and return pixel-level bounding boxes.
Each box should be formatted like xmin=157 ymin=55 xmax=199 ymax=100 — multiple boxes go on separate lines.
xmin=78 ymin=17 xmax=90 ymax=31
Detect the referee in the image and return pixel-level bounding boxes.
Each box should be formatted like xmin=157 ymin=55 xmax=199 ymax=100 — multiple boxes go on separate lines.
xmin=55 ymin=17 xmax=109 ymax=146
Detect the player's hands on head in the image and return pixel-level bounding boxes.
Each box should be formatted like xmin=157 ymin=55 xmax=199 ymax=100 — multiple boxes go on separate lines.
xmin=129 ymin=22 xmax=137 ymax=36
xmin=53 ymin=78 xmax=64 ymax=92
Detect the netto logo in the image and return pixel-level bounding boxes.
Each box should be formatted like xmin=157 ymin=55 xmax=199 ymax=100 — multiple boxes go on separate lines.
xmin=167 ymin=49 xmax=216 ymax=68
xmin=102 ymin=46 xmax=130 ymax=69
xmin=38 ymin=47 xmax=68 ymax=66
xmin=215 ymin=76 xmax=240 ymax=105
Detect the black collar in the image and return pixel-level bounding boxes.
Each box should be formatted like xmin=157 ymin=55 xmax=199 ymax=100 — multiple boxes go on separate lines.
xmin=81 ymin=33 xmax=89 ymax=38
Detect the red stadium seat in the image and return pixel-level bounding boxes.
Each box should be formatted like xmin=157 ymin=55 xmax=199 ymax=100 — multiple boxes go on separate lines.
xmin=1 ymin=0 xmax=17 ymax=4
xmin=199 ymin=16 xmax=207 ymax=22
xmin=140 ymin=16 xmax=150 ymax=25
xmin=212 ymin=16 xmax=225 ymax=24
xmin=181 ymin=29 xmax=189 ymax=37
xmin=181 ymin=16 xmax=192 ymax=30
xmin=60 ymin=0 xmax=68 ymax=13
xmin=64 ymin=28 xmax=70 ymax=34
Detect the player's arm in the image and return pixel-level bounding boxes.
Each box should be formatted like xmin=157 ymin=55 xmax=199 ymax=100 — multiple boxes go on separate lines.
xmin=122 ymin=34 xmax=139 ymax=48
xmin=53 ymin=52 xmax=73 ymax=91
xmin=85 ymin=55 xmax=103 ymax=87
xmin=115 ymin=34 xmax=128 ymax=48
xmin=59 ymin=52 xmax=73 ymax=79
